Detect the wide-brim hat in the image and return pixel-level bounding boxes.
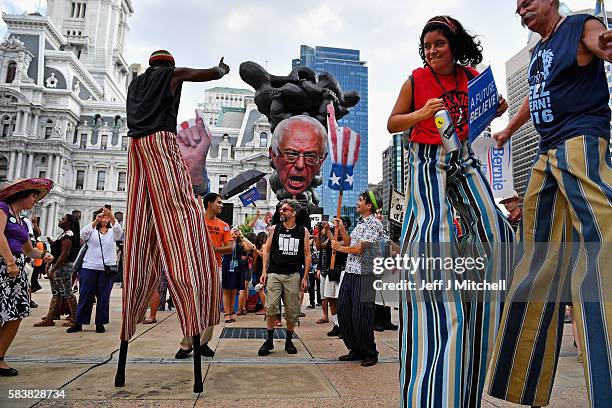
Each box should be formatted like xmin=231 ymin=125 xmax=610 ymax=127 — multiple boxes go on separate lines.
xmin=0 ymin=178 xmax=54 ymax=202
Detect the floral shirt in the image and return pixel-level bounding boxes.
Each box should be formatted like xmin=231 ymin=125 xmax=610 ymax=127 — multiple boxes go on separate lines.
xmin=344 ymin=215 xmax=383 ymax=275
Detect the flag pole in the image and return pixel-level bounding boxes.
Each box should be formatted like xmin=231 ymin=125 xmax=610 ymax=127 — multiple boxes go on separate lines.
xmin=329 ymin=101 xmax=346 ymax=270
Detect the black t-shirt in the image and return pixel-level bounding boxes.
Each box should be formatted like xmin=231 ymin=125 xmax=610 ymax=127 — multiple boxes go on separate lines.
xmin=50 ymin=232 xmax=79 ymax=263
xmin=127 ymin=67 xmax=183 ymax=138
xmin=268 ymin=224 xmax=305 ymax=275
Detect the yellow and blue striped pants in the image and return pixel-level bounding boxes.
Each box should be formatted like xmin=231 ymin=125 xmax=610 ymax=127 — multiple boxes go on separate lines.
xmin=400 ymin=141 xmax=515 ymax=408
xmin=488 ymin=136 xmax=612 ymax=407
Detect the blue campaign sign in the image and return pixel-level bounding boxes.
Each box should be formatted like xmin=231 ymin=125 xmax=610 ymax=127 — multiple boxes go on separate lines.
xmin=468 ymin=66 xmax=499 ymax=142
xmin=239 ymin=186 xmax=261 ymax=207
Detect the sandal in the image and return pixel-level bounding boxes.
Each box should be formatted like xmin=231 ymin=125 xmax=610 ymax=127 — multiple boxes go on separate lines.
xmin=143 ymin=318 xmax=157 ymax=324
xmin=316 ymin=318 xmax=329 ymax=324
xmin=224 ymin=314 xmax=233 ymax=323
xmin=274 ymin=320 xmax=282 ymax=327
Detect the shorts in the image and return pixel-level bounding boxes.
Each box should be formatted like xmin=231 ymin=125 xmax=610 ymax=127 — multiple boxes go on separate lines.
xmin=265 ymin=272 xmax=301 ymax=323
xmin=323 ymin=271 xmax=344 ymax=299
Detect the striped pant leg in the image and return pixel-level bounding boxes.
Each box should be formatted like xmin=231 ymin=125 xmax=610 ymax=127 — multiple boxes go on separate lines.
xmin=120 ymin=136 xmax=162 ymax=341
xmin=487 ymin=148 xmax=579 ymax=406
xmin=338 ymin=273 xmax=357 ymax=353
xmin=553 ymin=137 xmax=612 ymax=407
xmin=446 ymin=147 xmax=515 ymax=408
xmin=399 ymin=143 xmax=463 ymax=408
xmin=135 ymin=132 xmax=218 ymax=338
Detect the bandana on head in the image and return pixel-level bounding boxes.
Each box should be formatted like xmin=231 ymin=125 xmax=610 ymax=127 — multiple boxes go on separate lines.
xmin=426 ymin=16 xmax=457 ymax=34
xmin=149 ymin=50 xmax=175 ymax=67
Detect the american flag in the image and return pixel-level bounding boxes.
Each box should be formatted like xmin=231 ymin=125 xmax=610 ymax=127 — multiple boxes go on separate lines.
xmin=326 ymin=103 xmax=361 ymax=191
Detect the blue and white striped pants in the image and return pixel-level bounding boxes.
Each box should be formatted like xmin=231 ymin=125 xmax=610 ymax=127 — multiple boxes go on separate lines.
xmin=399 ymin=141 xmax=515 ymax=408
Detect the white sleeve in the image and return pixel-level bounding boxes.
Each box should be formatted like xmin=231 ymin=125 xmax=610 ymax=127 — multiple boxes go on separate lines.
xmin=81 ymin=223 xmax=94 ymax=241
xmin=112 ymin=221 xmax=124 ymax=241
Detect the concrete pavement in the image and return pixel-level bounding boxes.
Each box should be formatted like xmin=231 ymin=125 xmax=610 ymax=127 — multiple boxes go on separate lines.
xmin=0 ymin=280 xmax=590 ymax=407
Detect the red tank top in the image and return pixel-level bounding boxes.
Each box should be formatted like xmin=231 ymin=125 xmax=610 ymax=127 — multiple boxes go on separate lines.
xmin=410 ymin=66 xmax=478 ymax=145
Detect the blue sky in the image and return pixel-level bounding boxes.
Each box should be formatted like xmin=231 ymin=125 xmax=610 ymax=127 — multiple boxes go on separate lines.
xmin=0 ymin=0 xmax=600 ymax=182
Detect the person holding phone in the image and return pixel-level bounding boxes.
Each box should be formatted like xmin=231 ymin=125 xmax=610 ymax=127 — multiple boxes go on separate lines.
xmin=67 ymin=207 xmax=123 ymax=333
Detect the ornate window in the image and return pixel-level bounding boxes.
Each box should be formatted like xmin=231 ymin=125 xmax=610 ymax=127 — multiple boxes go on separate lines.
xmin=256 ymin=178 xmax=267 ymax=200
xmin=75 ymin=170 xmax=85 ymax=190
xmin=117 ymin=172 xmax=126 ymax=191
xmin=218 ymin=175 xmax=228 ymax=194
xmin=0 ymin=157 xmax=8 ymax=181
xmin=1 ymin=115 xmax=11 ymax=137
xmin=5 ymin=62 xmax=16 ymax=83
xmin=44 ymin=119 xmax=54 ymax=139
xmin=259 ymin=132 xmax=268 ymax=147
xmin=96 ymin=170 xmax=105 ymax=190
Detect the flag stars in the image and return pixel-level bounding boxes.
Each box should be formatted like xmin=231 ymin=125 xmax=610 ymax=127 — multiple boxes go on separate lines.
xmin=346 ymin=174 xmax=354 ymax=186
xmin=330 ymin=173 xmax=341 ymax=186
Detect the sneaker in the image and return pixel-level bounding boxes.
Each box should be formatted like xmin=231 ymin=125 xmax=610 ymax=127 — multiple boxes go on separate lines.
xmin=338 ymin=351 xmax=362 ymax=361
xmin=201 ymin=344 xmax=215 ymax=358
xmin=285 ymin=340 xmax=297 ymax=354
xmin=258 ymin=341 xmax=274 ymax=356
xmin=361 ymin=356 xmax=378 ymax=367
xmin=327 ymin=325 xmax=340 ymax=337
xmin=96 ymin=324 xmax=105 ymax=333
xmin=66 ymin=324 xmax=82 ymax=333
xmin=72 ymin=286 xmax=78 ymax=293
xmin=175 ymin=347 xmax=193 ymax=359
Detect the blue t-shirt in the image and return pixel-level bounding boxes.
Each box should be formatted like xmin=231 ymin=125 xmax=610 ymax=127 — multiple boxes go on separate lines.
xmin=528 ymin=14 xmax=611 ymax=153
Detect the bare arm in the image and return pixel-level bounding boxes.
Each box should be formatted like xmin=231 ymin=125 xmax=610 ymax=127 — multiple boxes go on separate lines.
xmin=493 ymin=96 xmax=531 ymax=148
xmin=333 ymin=240 xmax=370 ymax=255
xmin=0 ymin=212 xmax=17 ymax=272
xmin=581 ymin=18 xmax=612 ymax=63
xmin=170 ymin=58 xmax=230 ymax=94
xmin=387 ymin=78 xmax=444 ymax=133
xmin=49 ymin=238 xmax=72 ymax=274
xmin=260 ymin=232 xmax=274 ymax=284
xmin=215 ymin=239 xmax=235 ymax=255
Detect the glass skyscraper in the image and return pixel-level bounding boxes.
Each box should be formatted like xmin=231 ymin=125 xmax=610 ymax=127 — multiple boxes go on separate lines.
xmin=292 ymin=45 xmax=368 ymax=226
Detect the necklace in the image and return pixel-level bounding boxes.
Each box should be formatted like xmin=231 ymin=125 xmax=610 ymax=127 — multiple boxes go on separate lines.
xmin=8 ymin=204 xmax=22 ymax=225
xmin=430 ymin=64 xmax=464 ymax=130
xmin=541 ymin=15 xmax=563 ymax=42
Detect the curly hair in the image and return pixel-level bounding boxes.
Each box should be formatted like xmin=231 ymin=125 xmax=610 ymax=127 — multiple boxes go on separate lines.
xmin=418 ymin=16 xmax=483 ymax=68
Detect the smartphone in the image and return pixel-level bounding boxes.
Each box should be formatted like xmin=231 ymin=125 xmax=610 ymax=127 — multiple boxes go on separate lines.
xmin=104 ymin=204 xmax=112 ymax=210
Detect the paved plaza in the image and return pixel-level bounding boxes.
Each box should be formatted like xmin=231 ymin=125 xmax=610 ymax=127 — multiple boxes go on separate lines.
xmin=0 ymin=280 xmax=590 ymax=407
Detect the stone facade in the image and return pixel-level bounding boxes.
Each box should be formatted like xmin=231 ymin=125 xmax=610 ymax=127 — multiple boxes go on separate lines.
xmin=0 ymin=1 xmax=135 ymax=237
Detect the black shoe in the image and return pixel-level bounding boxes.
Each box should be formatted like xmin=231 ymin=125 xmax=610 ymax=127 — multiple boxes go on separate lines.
xmin=258 ymin=341 xmax=274 ymax=356
xmin=96 ymin=324 xmax=105 ymax=333
xmin=29 ymin=301 xmax=38 ymax=308
xmin=201 ymin=344 xmax=215 ymax=357
xmin=0 ymin=367 xmax=18 ymax=376
xmin=338 ymin=351 xmax=362 ymax=361
xmin=373 ymin=323 xmax=384 ymax=332
xmin=285 ymin=340 xmax=297 ymax=354
xmin=72 ymin=286 xmax=78 ymax=293
xmin=327 ymin=325 xmax=340 ymax=337
xmin=361 ymin=356 xmax=378 ymax=367
xmin=66 ymin=324 xmax=82 ymax=333
xmin=175 ymin=347 xmax=193 ymax=359
xmin=174 ymin=347 xmax=193 ymax=360
xmin=31 ymin=285 xmax=42 ymax=293
xmin=297 ymin=312 xmax=306 ymax=318
xmin=382 ymin=322 xmax=398 ymax=331
xmin=306 ymin=305 xmax=316 ymax=309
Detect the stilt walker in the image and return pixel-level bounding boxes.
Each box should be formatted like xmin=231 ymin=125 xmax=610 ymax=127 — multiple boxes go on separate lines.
xmin=115 ymin=50 xmax=229 ymax=392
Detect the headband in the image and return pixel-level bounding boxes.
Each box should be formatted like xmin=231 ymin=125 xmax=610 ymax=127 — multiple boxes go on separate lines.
xmin=149 ymin=50 xmax=175 ymax=66
xmin=368 ymin=191 xmax=379 ymax=211
xmin=426 ymin=16 xmax=457 ymax=34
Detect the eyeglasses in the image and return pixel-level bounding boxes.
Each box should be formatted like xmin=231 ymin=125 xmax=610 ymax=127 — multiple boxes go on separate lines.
xmin=280 ymin=150 xmax=323 ymax=166
xmin=280 ymin=207 xmax=294 ymax=213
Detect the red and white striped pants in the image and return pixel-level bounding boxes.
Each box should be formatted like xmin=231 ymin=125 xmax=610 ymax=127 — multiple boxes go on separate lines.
xmin=120 ymin=131 xmax=219 ymax=341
